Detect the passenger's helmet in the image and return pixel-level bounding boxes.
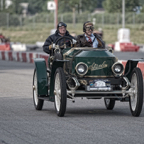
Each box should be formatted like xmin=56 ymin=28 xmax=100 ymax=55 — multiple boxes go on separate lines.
xmin=57 ymin=22 xmax=67 ymax=30
xmin=83 ymin=21 xmax=93 ymax=32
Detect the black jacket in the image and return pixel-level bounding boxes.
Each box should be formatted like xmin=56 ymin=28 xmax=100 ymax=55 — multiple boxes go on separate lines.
xmin=43 ymin=30 xmax=74 ymax=54
xmin=76 ymin=33 xmax=105 ymax=48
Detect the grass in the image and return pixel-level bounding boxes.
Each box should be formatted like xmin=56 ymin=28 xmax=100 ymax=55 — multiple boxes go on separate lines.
xmin=0 ymin=23 xmax=144 ymax=44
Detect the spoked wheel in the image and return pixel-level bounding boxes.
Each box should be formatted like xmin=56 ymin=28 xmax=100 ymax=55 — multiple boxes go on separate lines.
xmin=33 ymin=69 xmax=44 ymax=110
xmin=129 ymin=68 xmax=143 ymax=117
xmin=104 ymin=98 xmax=115 ymax=110
xmin=54 ymin=67 xmax=67 ymax=117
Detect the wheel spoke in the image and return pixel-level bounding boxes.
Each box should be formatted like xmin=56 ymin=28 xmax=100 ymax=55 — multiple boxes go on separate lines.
xmin=55 ymin=73 xmax=61 ymax=112
xmin=130 ymin=73 xmax=137 ymax=111
xmin=33 ymin=72 xmax=38 ymax=105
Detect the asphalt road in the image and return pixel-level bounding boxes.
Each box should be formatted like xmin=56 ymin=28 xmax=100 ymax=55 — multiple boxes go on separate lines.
xmin=0 ymin=60 xmax=144 ymax=144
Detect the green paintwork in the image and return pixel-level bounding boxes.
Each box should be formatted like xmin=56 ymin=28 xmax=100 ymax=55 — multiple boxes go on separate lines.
xmin=63 ymin=49 xmax=117 ymax=77
xmin=34 ymin=58 xmax=48 ymax=96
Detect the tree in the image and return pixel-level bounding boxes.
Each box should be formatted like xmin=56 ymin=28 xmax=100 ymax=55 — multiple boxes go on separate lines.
xmin=139 ymin=0 xmax=144 ymax=6
xmin=4 ymin=0 xmax=29 ymax=14
xmin=96 ymin=0 xmax=105 ymax=8
xmin=141 ymin=5 xmax=144 ymax=12
xmin=139 ymin=0 xmax=144 ymax=12
xmin=58 ymin=0 xmax=97 ymax=13
xmin=103 ymin=0 xmax=139 ymax=13
xmin=28 ymin=0 xmax=48 ymax=14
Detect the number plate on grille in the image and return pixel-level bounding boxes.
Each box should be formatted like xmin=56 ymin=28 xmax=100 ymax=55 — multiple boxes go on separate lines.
xmin=87 ymin=79 xmax=111 ymax=91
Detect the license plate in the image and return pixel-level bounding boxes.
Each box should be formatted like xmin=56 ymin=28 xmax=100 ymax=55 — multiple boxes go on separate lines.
xmin=88 ymin=79 xmax=111 ymax=91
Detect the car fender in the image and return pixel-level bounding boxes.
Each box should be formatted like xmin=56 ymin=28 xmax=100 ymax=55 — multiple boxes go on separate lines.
xmin=34 ymin=58 xmax=48 ymax=96
xmin=124 ymin=59 xmax=144 ymax=80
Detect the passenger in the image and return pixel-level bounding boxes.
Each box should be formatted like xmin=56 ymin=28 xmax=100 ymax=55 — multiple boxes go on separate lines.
xmin=43 ymin=22 xmax=76 ymax=55
xmin=76 ymin=21 xmax=105 ymax=48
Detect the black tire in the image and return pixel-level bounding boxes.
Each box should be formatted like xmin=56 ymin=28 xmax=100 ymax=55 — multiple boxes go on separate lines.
xmin=104 ymin=98 xmax=115 ymax=110
xmin=54 ymin=67 xmax=67 ymax=117
xmin=33 ymin=69 xmax=44 ymax=110
xmin=129 ymin=67 xmax=143 ymax=117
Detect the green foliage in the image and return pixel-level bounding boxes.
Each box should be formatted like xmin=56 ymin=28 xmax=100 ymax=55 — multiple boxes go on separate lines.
xmin=97 ymin=0 xmax=105 ymax=8
xmin=103 ymin=0 xmax=139 ymax=13
xmin=57 ymin=11 xmax=89 ymax=23
xmin=9 ymin=14 xmax=20 ymax=26
xmin=1 ymin=0 xmax=103 ymax=14
xmin=141 ymin=5 xmax=144 ymax=12
xmin=139 ymin=0 xmax=144 ymax=5
xmin=59 ymin=0 xmax=97 ymax=13
xmin=28 ymin=0 xmax=48 ymax=14
xmin=0 ymin=13 xmax=20 ymax=26
xmin=4 ymin=0 xmax=24 ymax=14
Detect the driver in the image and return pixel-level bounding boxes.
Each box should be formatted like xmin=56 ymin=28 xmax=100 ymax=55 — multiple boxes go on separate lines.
xmin=43 ymin=22 xmax=75 ymax=55
xmin=76 ymin=21 xmax=105 ymax=48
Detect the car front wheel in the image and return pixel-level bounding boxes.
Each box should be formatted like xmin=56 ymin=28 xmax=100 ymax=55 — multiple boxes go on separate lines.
xmin=129 ymin=68 xmax=143 ymax=117
xmin=33 ymin=69 xmax=44 ymax=110
xmin=54 ymin=67 xmax=67 ymax=117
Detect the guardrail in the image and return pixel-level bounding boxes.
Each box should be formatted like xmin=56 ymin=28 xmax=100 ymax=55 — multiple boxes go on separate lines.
xmin=0 ymin=50 xmax=49 ymax=66
xmin=0 ymin=50 xmax=144 ymax=79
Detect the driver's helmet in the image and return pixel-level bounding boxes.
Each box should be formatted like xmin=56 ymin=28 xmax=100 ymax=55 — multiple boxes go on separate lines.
xmin=83 ymin=21 xmax=94 ymax=32
xmin=57 ymin=22 xmax=67 ymax=30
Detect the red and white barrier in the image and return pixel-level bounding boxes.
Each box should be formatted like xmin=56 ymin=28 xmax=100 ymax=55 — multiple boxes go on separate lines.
xmin=114 ymin=28 xmax=140 ymax=52
xmin=0 ymin=50 xmax=144 ymax=79
xmin=114 ymin=42 xmax=139 ymax=52
xmin=0 ymin=50 xmax=49 ymax=66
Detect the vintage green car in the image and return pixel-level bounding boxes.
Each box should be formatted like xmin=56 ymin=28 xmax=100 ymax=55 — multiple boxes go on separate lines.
xmin=32 ymin=36 xmax=143 ymax=117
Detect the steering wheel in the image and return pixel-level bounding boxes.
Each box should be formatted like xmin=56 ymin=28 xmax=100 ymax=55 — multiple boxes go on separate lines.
xmin=55 ymin=36 xmax=73 ymax=48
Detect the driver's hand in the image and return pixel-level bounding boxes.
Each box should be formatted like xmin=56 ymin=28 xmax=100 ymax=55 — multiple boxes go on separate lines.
xmin=49 ymin=43 xmax=55 ymax=50
xmin=72 ymin=39 xmax=77 ymax=44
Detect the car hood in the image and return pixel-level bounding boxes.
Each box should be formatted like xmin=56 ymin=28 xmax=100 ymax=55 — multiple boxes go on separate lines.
xmin=63 ymin=48 xmax=118 ymax=77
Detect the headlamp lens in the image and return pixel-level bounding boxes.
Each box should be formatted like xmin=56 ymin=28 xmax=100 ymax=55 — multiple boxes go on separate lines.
xmin=78 ymin=65 xmax=85 ymax=73
xmin=112 ymin=62 xmax=124 ymax=76
xmin=76 ymin=63 xmax=88 ymax=76
xmin=114 ymin=65 xmax=121 ymax=73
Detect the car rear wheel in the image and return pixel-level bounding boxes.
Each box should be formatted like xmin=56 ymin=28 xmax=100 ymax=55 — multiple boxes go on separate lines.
xmin=129 ymin=68 xmax=143 ymax=117
xmin=54 ymin=67 xmax=67 ymax=117
xmin=104 ymin=98 xmax=115 ymax=110
xmin=33 ymin=69 xmax=44 ymax=110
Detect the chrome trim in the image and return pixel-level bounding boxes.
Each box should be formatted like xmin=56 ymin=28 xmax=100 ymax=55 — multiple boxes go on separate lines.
xmin=84 ymin=75 xmax=114 ymax=78
xmin=66 ymin=89 xmax=132 ymax=99
xmin=79 ymin=80 xmax=87 ymax=86
xmin=67 ymin=90 xmax=132 ymax=95
xmin=67 ymin=77 xmax=80 ymax=90
xmin=75 ymin=62 xmax=88 ymax=76
xmin=111 ymin=62 xmax=124 ymax=76
xmin=122 ymin=77 xmax=131 ymax=90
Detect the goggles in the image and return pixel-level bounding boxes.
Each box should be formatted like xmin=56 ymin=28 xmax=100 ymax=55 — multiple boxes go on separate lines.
xmin=85 ymin=26 xmax=94 ymax=31
xmin=59 ymin=26 xmax=66 ymax=30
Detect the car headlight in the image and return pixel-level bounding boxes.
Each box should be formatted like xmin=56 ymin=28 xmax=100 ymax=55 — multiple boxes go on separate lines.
xmin=112 ymin=62 xmax=124 ymax=76
xmin=75 ymin=62 xmax=88 ymax=76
